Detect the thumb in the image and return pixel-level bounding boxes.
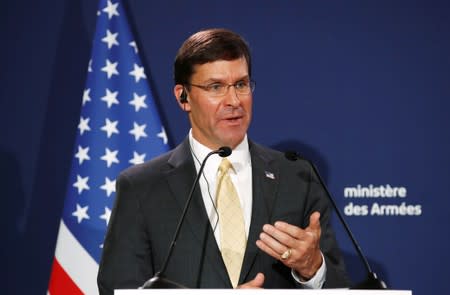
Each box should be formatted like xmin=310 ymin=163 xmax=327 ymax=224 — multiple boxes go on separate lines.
xmin=237 ymin=272 xmax=265 ymax=289
xmin=308 ymin=211 xmax=321 ymax=231
xmin=252 ymin=273 xmax=265 ymax=287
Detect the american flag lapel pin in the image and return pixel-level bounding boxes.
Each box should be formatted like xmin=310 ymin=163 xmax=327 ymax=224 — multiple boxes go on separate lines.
xmin=264 ymin=171 xmax=275 ymax=179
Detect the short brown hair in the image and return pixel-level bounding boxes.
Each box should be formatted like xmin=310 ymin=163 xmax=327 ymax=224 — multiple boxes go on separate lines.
xmin=174 ymin=28 xmax=252 ymax=85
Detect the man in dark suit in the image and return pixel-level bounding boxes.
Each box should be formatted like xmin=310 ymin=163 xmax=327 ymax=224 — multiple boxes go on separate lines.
xmin=97 ymin=28 xmax=350 ymax=294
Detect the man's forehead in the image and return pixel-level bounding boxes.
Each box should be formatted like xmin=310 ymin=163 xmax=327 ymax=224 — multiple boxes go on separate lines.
xmin=191 ymin=58 xmax=249 ymax=80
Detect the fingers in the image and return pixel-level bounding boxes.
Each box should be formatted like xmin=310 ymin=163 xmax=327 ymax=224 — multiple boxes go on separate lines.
xmin=264 ymin=211 xmax=322 ymax=246
xmin=260 ymin=224 xmax=297 ymax=250
xmin=273 ymin=211 xmax=321 ymax=235
xmin=256 ymin=211 xmax=322 ymax=262
xmin=256 ymin=212 xmax=323 ymax=279
xmin=237 ymin=272 xmax=265 ymax=289
xmin=256 ymin=238 xmax=284 ymax=261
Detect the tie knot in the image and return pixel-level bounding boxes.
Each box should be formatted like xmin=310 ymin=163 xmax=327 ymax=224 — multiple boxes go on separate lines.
xmin=218 ymin=158 xmax=233 ymax=175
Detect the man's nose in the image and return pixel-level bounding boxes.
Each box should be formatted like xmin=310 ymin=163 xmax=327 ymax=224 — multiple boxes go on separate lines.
xmin=223 ymin=85 xmax=240 ymax=106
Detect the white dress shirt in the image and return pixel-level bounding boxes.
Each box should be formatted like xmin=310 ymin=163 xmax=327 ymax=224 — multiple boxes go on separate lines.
xmin=188 ymin=130 xmax=326 ymax=288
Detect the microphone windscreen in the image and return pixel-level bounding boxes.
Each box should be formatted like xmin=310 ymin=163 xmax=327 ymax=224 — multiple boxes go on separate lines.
xmin=218 ymin=146 xmax=232 ymax=157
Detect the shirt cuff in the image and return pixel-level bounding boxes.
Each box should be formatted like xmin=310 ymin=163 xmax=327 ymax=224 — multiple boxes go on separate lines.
xmin=291 ymin=252 xmax=326 ymax=289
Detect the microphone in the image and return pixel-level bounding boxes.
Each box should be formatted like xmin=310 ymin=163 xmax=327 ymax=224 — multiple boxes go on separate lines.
xmin=218 ymin=146 xmax=232 ymax=157
xmin=141 ymin=146 xmax=232 ymax=289
xmin=285 ymin=151 xmax=387 ymax=289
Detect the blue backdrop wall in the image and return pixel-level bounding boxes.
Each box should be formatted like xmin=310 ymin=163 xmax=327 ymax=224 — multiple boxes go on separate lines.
xmin=2 ymin=1 xmax=449 ymax=294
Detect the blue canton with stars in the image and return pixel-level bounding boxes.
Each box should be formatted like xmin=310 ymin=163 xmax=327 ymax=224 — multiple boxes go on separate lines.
xmin=61 ymin=0 xmax=169 ymax=263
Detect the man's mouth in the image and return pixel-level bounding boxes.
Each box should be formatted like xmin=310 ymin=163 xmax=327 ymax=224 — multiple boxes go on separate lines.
xmin=224 ymin=115 xmax=243 ymax=123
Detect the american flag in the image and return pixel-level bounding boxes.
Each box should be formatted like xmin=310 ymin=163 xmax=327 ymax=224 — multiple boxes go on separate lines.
xmin=48 ymin=0 xmax=169 ymax=293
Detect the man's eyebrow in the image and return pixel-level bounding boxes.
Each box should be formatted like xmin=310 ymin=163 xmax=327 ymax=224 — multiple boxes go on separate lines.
xmin=201 ymin=75 xmax=250 ymax=84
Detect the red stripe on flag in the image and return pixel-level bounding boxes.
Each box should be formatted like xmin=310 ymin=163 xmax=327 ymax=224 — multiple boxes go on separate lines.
xmin=48 ymin=258 xmax=84 ymax=295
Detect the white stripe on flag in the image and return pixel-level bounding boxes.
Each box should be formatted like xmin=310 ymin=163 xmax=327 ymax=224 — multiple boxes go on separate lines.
xmin=54 ymin=220 xmax=99 ymax=295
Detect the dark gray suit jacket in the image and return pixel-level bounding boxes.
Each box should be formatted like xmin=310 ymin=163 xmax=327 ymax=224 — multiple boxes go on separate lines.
xmin=97 ymin=139 xmax=350 ymax=294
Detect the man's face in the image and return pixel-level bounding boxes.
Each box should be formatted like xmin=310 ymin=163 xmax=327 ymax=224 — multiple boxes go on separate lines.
xmin=178 ymin=58 xmax=252 ymax=150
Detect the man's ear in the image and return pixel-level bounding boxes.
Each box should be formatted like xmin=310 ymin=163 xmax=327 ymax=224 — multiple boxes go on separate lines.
xmin=174 ymin=85 xmax=191 ymax=112
xmin=179 ymin=89 xmax=188 ymax=103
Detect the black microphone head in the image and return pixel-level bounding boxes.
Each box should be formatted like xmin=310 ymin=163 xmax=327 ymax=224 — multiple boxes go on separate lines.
xmin=218 ymin=146 xmax=232 ymax=157
xmin=284 ymin=151 xmax=299 ymax=161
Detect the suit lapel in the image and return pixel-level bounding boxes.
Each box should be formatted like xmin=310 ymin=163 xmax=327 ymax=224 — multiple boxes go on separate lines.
xmin=240 ymin=142 xmax=280 ymax=283
xmin=164 ymin=139 xmax=230 ymax=287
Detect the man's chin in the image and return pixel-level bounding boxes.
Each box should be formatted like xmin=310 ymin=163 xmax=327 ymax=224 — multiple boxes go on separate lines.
xmin=217 ymin=132 xmax=246 ymax=149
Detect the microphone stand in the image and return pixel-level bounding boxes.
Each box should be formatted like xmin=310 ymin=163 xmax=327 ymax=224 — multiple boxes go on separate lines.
xmin=141 ymin=147 xmax=231 ymax=289
xmin=285 ymin=152 xmax=387 ymax=289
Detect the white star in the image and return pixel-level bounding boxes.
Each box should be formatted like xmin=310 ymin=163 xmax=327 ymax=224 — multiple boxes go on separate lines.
xmin=72 ymin=204 xmax=90 ymax=224
xmin=88 ymin=59 xmax=93 ymax=72
xmin=129 ymin=92 xmax=147 ymax=112
xmin=129 ymin=41 xmax=138 ymax=53
xmin=99 ymin=207 xmax=112 ymax=226
xmin=102 ymin=30 xmax=119 ymax=49
xmin=101 ymin=148 xmax=119 ymax=167
xmin=73 ymin=174 xmax=90 ymax=194
xmin=129 ymin=63 xmax=146 ymax=82
xmin=101 ymin=88 xmax=119 ymax=108
xmin=101 ymin=118 xmax=119 ymax=138
xmin=82 ymin=88 xmax=91 ymax=106
xmin=101 ymin=59 xmax=119 ymax=79
xmin=100 ymin=177 xmax=116 ymax=197
xmin=102 ymin=0 xmax=119 ymax=19
xmin=129 ymin=151 xmax=146 ymax=165
xmin=129 ymin=122 xmax=147 ymax=141
xmin=78 ymin=117 xmax=91 ymax=135
xmin=157 ymin=126 xmax=168 ymax=145
xmin=74 ymin=145 xmax=90 ymax=165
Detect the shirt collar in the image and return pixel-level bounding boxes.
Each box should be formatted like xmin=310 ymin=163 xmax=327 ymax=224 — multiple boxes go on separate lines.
xmin=188 ymin=129 xmax=251 ymax=174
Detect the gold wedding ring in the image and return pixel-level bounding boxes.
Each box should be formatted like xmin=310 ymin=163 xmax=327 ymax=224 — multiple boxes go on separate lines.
xmin=280 ymin=248 xmax=292 ymax=260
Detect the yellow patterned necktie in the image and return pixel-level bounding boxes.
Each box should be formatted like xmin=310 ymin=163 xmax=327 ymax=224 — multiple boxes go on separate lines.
xmin=216 ymin=158 xmax=247 ymax=288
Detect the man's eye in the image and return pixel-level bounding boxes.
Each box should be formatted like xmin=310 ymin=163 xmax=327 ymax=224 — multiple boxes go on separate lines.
xmin=235 ymin=81 xmax=248 ymax=89
xmin=208 ymin=83 xmax=224 ymax=91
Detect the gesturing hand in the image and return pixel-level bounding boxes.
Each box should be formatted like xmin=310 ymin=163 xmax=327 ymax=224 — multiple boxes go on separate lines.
xmin=256 ymin=211 xmax=323 ymax=279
